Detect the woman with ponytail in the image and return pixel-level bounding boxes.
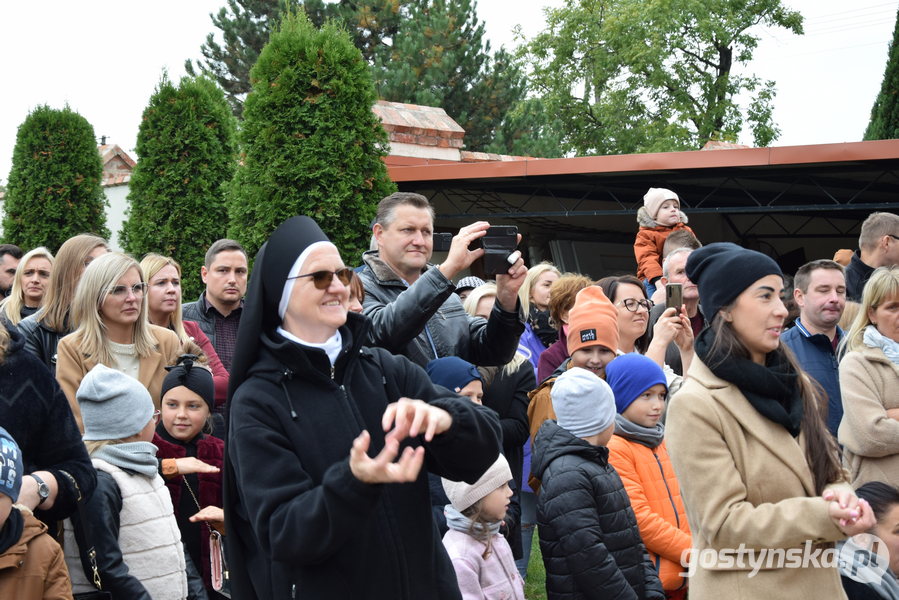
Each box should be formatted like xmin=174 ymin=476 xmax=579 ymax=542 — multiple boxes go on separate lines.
xmin=665 ymin=243 xmax=875 ymax=599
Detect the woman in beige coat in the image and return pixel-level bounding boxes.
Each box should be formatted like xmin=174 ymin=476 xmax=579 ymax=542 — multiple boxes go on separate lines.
xmin=838 ymin=266 xmax=899 ymax=488
xmin=56 ymin=252 xmax=180 ymax=432
xmin=666 ymin=243 xmax=875 ymax=600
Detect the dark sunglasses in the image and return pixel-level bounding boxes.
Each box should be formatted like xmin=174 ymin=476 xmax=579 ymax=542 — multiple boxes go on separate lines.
xmin=289 ymin=267 xmax=353 ymax=290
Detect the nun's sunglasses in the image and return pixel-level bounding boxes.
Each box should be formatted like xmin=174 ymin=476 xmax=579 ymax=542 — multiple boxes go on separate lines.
xmin=288 ymin=267 xmax=354 ymax=290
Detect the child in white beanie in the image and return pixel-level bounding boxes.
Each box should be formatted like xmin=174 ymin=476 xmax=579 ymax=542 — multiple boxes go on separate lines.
xmin=634 ymin=187 xmax=696 ymax=294
xmin=531 ymin=367 xmax=664 ymax=600
xmin=441 ymin=454 xmax=524 ymax=600
xmin=63 ymin=364 xmax=190 ymax=600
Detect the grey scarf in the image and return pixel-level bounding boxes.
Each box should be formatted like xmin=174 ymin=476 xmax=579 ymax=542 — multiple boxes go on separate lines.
xmin=837 ymin=538 xmax=899 ymax=599
xmin=444 ymin=505 xmax=502 ymax=536
xmin=614 ymin=413 xmax=665 ymax=449
xmin=92 ymin=442 xmax=159 ymax=478
xmin=864 ymin=325 xmax=899 ymax=367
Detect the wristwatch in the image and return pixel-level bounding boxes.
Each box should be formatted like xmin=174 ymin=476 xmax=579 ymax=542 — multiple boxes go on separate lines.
xmin=29 ymin=474 xmax=50 ymax=506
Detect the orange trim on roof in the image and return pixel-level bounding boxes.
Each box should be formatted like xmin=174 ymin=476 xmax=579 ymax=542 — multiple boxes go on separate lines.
xmin=387 ymin=139 xmax=899 ymax=182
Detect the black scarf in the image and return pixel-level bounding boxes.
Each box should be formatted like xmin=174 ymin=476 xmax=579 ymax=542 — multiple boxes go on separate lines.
xmin=528 ymin=306 xmax=557 ymax=347
xmin=695 ymin=328 xmax=804 ymax=437
xmin=0 ymin=507 xmax=24 ymax=554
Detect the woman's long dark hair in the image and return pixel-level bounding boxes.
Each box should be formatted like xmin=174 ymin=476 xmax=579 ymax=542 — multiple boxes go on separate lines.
xmin=596 ymin=275 xmax=651 ymax=353
xmin=856 ymin=482 xmax=899 ymax=523
xmin=705 ymin=312 xmax=843 ymax=495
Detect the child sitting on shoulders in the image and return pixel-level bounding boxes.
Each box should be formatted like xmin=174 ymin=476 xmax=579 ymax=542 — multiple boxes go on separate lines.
xmin=606 ymin=353 xmax=691 ymax=600
xmin=635 ymin=187 xmax=695 ymax=293
xmin=0 ymin=427 xmax=73 ymax=600
xmin=532 ymin=367 xmax=664 ymax=600
xmin=441 ymin=455 xmax=524 ymax=600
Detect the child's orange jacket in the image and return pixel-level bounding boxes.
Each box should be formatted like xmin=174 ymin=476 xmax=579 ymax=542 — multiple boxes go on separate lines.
xmin=608 ymin=433 xmax=691 ymax=595
xmin=634 ymin=207 xmax=694 ymax=281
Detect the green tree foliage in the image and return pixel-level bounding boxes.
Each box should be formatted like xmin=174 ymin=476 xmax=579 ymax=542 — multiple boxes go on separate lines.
xmin=186 ymin=0 xmax=406 ymax=116
xmin=864 ymin=8 xmax=899 ymax=140
xmin=373 ymin=0 xmax=527 ymax=151
xmin=120 ymin=74 xmax=237 ymax=299
xmin=483 ymin=98 xmax=566 ymax=158
xmin=227 ymin=12 xmax=395 ymax=262
xmin=522 ymin=0 xmax=803 ymax=155
xmin=3 ymin=106 xmax=108 ymax=248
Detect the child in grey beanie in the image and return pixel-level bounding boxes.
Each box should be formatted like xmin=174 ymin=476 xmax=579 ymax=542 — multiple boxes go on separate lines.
xmin=550 ymin=367 xmax=617 ymax=442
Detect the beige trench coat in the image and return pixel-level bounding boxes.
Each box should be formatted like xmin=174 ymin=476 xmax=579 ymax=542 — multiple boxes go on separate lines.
xmin=666 ymin=357 xmax=850 ymax=600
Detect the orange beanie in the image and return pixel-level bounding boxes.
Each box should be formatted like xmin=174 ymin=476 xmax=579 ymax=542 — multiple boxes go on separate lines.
xmin=566 ymin=286 xmax=619 ymax=355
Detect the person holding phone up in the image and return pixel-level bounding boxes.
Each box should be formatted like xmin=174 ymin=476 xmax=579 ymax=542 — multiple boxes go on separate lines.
xmin=359 ymin=192 xmax=528 ymax=367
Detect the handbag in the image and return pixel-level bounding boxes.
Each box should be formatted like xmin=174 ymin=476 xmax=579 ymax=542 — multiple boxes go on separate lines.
xmin=183 ymin=475 xmax=231 ymax=598
xmin=60 ymin=471 xmax=113 ymax=600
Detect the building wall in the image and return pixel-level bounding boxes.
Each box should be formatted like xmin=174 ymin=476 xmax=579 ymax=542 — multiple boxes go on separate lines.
xmin=104 ymin=184 xmax=129 ymax=251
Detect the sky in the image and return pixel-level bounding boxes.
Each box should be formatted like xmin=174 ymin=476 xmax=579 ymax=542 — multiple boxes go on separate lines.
xmin=0 ymin=0 xmax=896 ymax=182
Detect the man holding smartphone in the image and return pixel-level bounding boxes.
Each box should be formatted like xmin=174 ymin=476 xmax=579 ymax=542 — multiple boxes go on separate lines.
xmin=646 ymin=247 xmax=704 ymax=375
xmin=359 ymin=192 xmax=528 ymax=367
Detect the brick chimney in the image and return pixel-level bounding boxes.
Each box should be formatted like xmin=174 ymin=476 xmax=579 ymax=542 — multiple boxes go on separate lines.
xmin=373 ymin=101 xmax=465 ymax=161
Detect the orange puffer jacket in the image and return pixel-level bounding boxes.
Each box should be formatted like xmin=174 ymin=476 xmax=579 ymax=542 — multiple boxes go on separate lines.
xmin=608 ymin=434 xmax=691 ymax=596
xmin=633 ymin=207 xmax=695 ymax=281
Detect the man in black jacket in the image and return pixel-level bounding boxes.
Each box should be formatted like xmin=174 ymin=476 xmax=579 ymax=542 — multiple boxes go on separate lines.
xmin=845 ymin=212 xmax=899 ymax=302
xmin=359 ymin=192 xmax=527 ymax=367
xmin=533 ymin=368 xmax=664 ymax=600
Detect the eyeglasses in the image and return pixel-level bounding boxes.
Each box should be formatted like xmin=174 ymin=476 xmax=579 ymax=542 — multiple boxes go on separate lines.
xmin=151 ymin=410 xmax=161 ymax=424
xmin=288 ymin=268 xmax=353 ymax=290
xmin=889 ymin=234 xmax=899 ymax=241
xmin=617 ymin=298 xmax=654 ymax=312
xmin=108 ymin=282 xmax=148 ymax=297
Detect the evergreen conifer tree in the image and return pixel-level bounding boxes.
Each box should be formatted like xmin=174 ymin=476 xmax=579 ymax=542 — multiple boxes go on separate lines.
xmin=374 ymin=0 xmax=526 ymax=151
xmin=120 ymin=74 xmax=237 ymax=299
xmin=864 ymin=8 xmax=899 ymax=140
xmin=227 ymin=11 xmax=395 ymax=261
xmin=3 ymin=106 xmax=108 ymax=249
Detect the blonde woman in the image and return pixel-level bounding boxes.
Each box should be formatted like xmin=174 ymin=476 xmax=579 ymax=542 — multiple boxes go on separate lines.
xmin=140 ymin=254 xmax=229 ymax=408
xmin=838 ymin=266 xmax=899 ymax=488
xmin=18 ymin=234 xmax=108 ymax=372
xmin=517 ymin=262 xmax=561 ymax=352
xmin=0 ymin=246 xmax=54 ymax=325
xmin=56 ymin=252 xmax=180 ymax=431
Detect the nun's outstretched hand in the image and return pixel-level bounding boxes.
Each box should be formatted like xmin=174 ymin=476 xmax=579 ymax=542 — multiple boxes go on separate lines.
xmin=382 ymin=397 xmax=453 ymax=443
xmin=349 ymin=430 xmax=425 ymax=484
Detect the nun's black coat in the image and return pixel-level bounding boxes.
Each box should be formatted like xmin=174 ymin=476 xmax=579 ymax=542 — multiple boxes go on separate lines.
xmin=223 ymin=217 xmax=503 ymax=600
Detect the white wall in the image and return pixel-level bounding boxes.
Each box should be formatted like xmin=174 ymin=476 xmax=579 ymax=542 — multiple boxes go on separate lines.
xmin=104 ymin=184 xmax=129 ymax=251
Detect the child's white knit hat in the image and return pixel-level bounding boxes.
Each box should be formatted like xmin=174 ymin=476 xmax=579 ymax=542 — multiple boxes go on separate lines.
xmin=442 ymin=454 xmax=512 ymax=512
xmin=644 ymin=187 xmax=679 ymax=220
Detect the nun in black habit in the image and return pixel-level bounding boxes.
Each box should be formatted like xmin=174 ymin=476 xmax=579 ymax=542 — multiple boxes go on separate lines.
xmin=223 ymin=216 xmax=502 ymax=600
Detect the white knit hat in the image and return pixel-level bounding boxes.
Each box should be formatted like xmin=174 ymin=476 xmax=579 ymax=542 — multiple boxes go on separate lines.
xmin=643 ymin=187 xmax=679 ymax=221
xmin=442 ymin=454 xmax=512 ymax=512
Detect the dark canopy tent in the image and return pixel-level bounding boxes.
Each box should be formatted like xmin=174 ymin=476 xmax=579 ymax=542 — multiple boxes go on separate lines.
xmin=388 ymin=140 xmax=899 ymax=278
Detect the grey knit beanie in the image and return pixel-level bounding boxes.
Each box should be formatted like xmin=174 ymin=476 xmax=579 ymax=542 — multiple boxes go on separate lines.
xmin=551 ymin=367 xmax=616 ymax=439
xmin=442 ymin=454 xmax=512 ymax=512
xmin=77 ymin=364 xmax=155 ymax=441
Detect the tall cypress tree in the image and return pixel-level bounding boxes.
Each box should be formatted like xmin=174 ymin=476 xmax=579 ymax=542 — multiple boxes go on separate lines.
xmin=120 ymin=74 xmax=237 ymax=299
xmin=3 ymin=106 xmax=108 ymax=249
xmin=864 ymin=8 xmax=899 ymax=140
xmin=226 ymin=12 xmax=395 ymax=261
xmin=186 ymin=0 xmax=406 ymax=116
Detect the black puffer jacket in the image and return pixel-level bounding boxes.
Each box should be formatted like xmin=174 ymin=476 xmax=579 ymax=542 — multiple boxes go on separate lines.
xmin=358 ymin=250 xmax=524 ymax=367
xmin=225 ymin=313 xmax=503 ymax=600
xmin=532 ymin=420 xmax=665 ymax=600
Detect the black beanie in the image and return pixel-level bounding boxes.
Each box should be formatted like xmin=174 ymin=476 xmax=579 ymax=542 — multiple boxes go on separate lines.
xmin=161 ymin=354 xmax=216 ymax=413
xmin=686 ymin=242 xmax=783 ymax=322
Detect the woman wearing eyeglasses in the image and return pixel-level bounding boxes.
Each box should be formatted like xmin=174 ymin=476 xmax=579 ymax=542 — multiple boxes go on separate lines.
xmin=56 ymin=252 xmax=181 ymax=432
xmin=225 ymin=216 xmax=502 ymax=600
xmin=597 ymin=275 xmax=693 ymax=393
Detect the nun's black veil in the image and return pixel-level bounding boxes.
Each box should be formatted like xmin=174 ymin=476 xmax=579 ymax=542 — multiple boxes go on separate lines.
xmin=226 ymin=216 xmax=330 ymax=407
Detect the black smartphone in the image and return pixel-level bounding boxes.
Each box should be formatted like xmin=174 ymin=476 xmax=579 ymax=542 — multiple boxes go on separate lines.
xmin=666 ymin=282 xmax=683 ymax=314
xmin=480 ymin=225 xmax=519 ymax=275
xmin=432 ymin=232 xmax=452 ymax=252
